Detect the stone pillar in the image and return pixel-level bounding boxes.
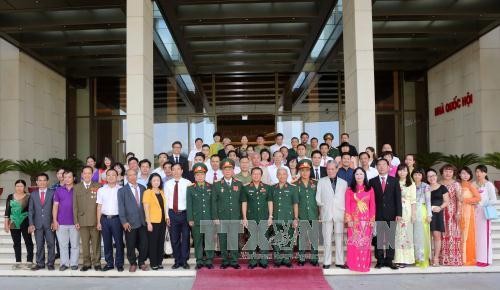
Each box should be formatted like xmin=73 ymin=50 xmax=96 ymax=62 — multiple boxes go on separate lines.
xmin=342 ymin=0 xmax=376 ymax=150
xmin=126 ymin=0 xmax=154 ymax=161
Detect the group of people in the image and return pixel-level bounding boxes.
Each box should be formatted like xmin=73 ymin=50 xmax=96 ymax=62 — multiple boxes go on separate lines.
xmin=3 ymin=131 xmax=498 ymax=273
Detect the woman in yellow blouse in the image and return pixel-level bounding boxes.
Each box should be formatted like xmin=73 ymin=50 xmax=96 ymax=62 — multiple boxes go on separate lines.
xmin=143 ymin=173 xmax=168 ymax=270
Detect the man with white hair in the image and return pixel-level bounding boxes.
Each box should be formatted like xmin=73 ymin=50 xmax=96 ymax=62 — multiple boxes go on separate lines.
xmin=315 ymin=160 xmax=348 ymax=269
xmin=267 ymin=151 xmax=291 ymax=185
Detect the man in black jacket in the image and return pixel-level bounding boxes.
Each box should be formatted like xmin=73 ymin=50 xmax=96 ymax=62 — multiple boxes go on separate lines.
xmin=168 ymin=141 xmax=189 ymax=178
xmin=369 ymin=158 xmax=402 ymax=270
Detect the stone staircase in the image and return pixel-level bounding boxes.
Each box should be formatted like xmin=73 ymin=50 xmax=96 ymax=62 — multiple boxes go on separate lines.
xmin=0 ymin=201 xmax=498 ymax=269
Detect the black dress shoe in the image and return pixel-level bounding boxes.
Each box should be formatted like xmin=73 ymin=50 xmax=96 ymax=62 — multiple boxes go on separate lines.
xmin=297 ymin=261 xmax=305 ymax=266
xmin=335 ymin=264 xmax=348 ymax=269
xmin=47 ymin=265 xmax=55 ymax=271
xmin=323 ymin=264 xmax=331 ymax=269
xmin=284 ymin=262 xmax=292 ymax=268
xmin=158 ymin=265 xmax=164 ymax=269
xmin=71 ymin=266 xmax=78 ymax=271
xmin=231 ymin=264 xmax=241 ymax=269
xmin=94 ymin=265 xmax=102 ymax=271
xmin=195 ymin=264 xmax=204 ymax=270
xmin=80 ymin=266 xmax=91 ymax=272
xmin=274 ymin=263 xmax=281 ymax=268
xmin=31 ymin=265 xmax=44 ymax=271
xmin=183 ymin=264 xmax=190 ymax=270
xmin=311 ymin=261 xmax=319 ymax=266
xmin=220 ymin=264 xmax=229 ymax=269
xmin=259 ymin=263 xmax=268 ymax=269
xmin=375 ymin=262 xmax=383 ymax=269
xmin=117 ymin=267 xmax=124 ymax=272
xmin=206 ymin=264 xmax=214 ymax=269
xmin=388 ymin=263 xmax=398 ymax=270
xmin=102 ymin=265 xmax=114 ymax=271
xmin=248 ymin=264 xmax=256 ymax=269
xmin=172 ymin=264 xmax=180 ymax=269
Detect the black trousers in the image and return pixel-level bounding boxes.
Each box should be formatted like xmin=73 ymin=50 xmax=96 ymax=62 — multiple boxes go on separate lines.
xmin=148 ymin=221 xmax=166 ymax=267
xmin=125 ymin=226 xmax=148 ymax=266
xmin=10 ymin=226 xmax=34 ymax=263
xmin=374 ymin=220 xmax=396 ymax=264
xmin=168 ymin=209 xmax=190 ymax=266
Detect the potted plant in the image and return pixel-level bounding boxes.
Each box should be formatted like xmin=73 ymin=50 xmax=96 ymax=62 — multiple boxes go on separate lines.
xmin=415 ymin=152 xmax=444 ymax=170
xmin=13 ymin=159 xmax=52 ymax=192
xmin=482 ymin=152 xmax=500 ymax=192
xmin=439 ymin=153 xmax=481 ymax=171
xmin=0 ymin=159 xmax=15 ymax=197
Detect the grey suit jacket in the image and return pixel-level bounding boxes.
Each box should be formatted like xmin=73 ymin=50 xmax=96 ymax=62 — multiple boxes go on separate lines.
xmin=118 ymin=183 xmax=146 ymax=229
xmin=316 ymin=176 xmax=348 ymax=230
xmin=28 ymin=188 xmax=55 ymax=229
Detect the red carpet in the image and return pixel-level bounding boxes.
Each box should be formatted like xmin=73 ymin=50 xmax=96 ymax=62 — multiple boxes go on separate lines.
xmin=191 ymin=265 xmax=332 ymax=290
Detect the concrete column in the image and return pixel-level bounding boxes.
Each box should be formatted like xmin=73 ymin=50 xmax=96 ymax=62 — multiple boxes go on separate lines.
xmin=126 ymin=0 xmax=154 ymax=160
xmin=342 ymin=0 xmax=376 ymax=150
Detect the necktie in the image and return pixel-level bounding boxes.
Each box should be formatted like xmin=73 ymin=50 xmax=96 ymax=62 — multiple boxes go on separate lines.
xmin=381 ymin=176 xmax=386 ymax=192
xmin=175 ymin=156 xmax=179 ymax=164
xmin=226 ymin=181 xmax=230 ymax=187
xmin=315 ymin=168 xmax=319 ymax=179
xmin=133 ymin=186 xmax=140 ymax=206
xmin=173 ymin=181 xmax=179 ymax=213
xmin=40 ymin=191 xmax=45 ymax=206
xmin=214 ymin=172 xmax=217 ymax=181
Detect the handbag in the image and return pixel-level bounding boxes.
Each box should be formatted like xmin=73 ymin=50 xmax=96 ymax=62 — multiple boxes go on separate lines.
xmin=484 ymin=204 xmax=498 ymax=220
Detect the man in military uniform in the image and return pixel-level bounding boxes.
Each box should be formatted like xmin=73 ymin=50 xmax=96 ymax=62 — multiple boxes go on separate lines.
xmin=187 ymin=163 xmax=215 ymax=269
xmin=241 ymin=167 xmax=273 ymax=269
xmin=73 ymin=166 xmax=101 ymax=271
xmin=271 ymin=168 xmax=299 ymax=268
xmin=212 ymin=158 xmax=244 ymax=269
xmin=295 ymin=159 xmax=319 ymax=266
xmin=323 ymin=133 xmax=340 ymax=159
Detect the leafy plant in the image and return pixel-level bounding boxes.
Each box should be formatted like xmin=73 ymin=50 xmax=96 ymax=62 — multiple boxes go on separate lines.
xmin=481 ymin=152 xmax=500 ymax=170
xmin=415 ymin=152 xmax=444 ymax=170
xmin=13 ymin=159 xmax=52 ymax=186
xmin=0 ymin=158 xmax=14 ymax=175
xmin=439 ymin=153 xmax=481 ymax=170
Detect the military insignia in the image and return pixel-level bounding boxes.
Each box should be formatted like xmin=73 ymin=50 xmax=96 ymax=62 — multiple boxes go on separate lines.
xmin=233 ymin=185 xmax=238 ymax=191
xmin=260 ymin=188 xmax=266 ymax=193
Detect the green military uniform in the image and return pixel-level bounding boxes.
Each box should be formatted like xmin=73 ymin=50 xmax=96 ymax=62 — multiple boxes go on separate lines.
xmin=302 ymin=143 xmax=312 ymax=157
xmin=73 ymin=182 xmax=101 ymax=268
xmin=241 ymin=182 xmax=273 ymax=267
xmin=271 ymin=182 xmax=299 ymax=266
xmin=187 ymin=163 xmax=214 ymax=268
xmin=295 ymin=159 xmax=319 ymax=265
xmin=212 ymin=159 xmax=243 ymax=267
xmin=324 ymin=133 xmax=340 ymax=158
xmin=254 ymin=145 xmax=269 ymax=154
xmin=234 ymin=172 xmax=252 ymax=185
xmin=288 ymin=148 xmax=298 ymax=160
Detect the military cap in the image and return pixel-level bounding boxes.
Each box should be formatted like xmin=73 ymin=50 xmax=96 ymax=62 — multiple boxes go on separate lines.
xmin=298 ymin=159 xmax=312 ymax=169
xmin=221 ymin=158 xmax=235 ymax=169
xmin=192 ymin=162 xmax=208 ymax=174
xmin=323 ymin=133 xmax=334 ymax=140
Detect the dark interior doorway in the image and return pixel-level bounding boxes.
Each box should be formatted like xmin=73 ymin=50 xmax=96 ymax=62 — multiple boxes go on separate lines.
xmin=217 ymin=114 xmax=276 ymax=145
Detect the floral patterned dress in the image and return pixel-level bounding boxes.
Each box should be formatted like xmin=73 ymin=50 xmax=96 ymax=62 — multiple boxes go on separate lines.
xmin=345 ymin=185 xmax=376 ymax=272
xmin=394 ymin=181 xmax=416 ymax=264
xmin=441 ymin=181 xmax=463 ymax=266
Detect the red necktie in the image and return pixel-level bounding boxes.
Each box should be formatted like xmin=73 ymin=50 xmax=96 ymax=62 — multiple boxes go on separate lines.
xmin=381 ymin=177 xmax=386 ymax=192
xmin=40 ymin=191 xmax=45 ymax=206
xmin=173 ymin=181 xmax=179 ymax=213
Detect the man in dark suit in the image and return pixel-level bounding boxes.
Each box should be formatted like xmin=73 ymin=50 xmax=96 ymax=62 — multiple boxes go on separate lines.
xmin=310 ymin=150 xmax=327 ymax=180
xmin=169 ymin=141 xmax=189 ymax=178
xmin=369 ymin=158 xmax=402 ymax=270
xmin=28 ymin=173 xmax=56 ymax=271
xmin=118 ymin=169 xmax=148 ymax=272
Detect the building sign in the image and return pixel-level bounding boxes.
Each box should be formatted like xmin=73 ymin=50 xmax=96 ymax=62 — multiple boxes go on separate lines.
xmin=434 ymin=92 xmax=474 ymax=117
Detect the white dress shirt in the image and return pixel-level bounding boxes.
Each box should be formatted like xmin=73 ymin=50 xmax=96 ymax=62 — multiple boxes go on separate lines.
xmin=96 ymin=184 xmax=121 ymax=215
xmin=379 ymin=174 xmax=389 ymax=185
xmin=188 ymin=148 xmax=202 ymax=163
xmin=267 ymin=164 xmax=292 ymax=185
xmin=206 ymin=168 xmax=223 ymax=184
xmin=172 ymin=154 xmax=181 ymax=164
xmin=164 ymin=178 xmax=192 ymax=211
xmin=270 ymin=143 xmax=290 ymax=155
xmin=137 ymin=174 xmax=150 ymax=188
xmin=153 ymin=167 xmax=166 ymax=179
xmin=312 ymin=165 xmax=322 ymax=179
xmin=365 ymin=166 xmax=379 ymax=180
xmin=320 ymin=156 xmax=334 ymax=167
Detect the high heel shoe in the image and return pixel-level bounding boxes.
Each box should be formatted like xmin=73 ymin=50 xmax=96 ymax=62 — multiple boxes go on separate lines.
xmin=432 ymin=258 xmax=440 ymax=267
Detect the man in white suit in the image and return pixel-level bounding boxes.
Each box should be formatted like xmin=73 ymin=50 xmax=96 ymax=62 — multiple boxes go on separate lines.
xmin=315 ymin=160 xmax=348 ymax=269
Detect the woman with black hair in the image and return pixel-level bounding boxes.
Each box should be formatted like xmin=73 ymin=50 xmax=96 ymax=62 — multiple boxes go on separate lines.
xmin=4 ymin=179 xmax=34 ymax=270
xmin=143 ymin=173 xmax=167 ymax=270
xmin=412 ymin=168 xmax=432 ymax=268
xmin=344 ymin=167 xmax=375 ymax=272
xmin=427 ymin=168 xmax=450 ymax=266
xmin=394 ymin=164 xmax=416 ymax=267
